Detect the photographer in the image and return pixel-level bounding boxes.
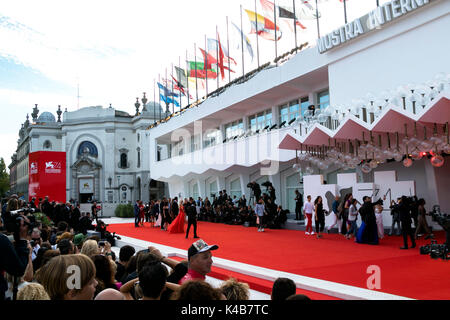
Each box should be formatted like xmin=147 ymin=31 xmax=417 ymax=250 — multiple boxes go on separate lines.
xmin=399 ymin=196 xmax=416 ymax=250
xmin=247 ymin=182 xmax=261 ymax=205
xmin=0 ymin=214 xmax=31 ymax=300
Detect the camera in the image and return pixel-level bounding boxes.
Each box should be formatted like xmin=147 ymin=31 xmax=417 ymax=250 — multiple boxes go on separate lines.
xmin=9 ymin=208 xmax=38 ymax=234
xmin=420 ymin=240 xmax=449 ymax=260
xmin=420 ymin=210 xmax=449 ymax=261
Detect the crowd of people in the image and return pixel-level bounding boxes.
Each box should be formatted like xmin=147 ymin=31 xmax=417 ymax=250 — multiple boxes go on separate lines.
xmin=0 ymin=193 xmax=308 ymax=301
xmin=302 ymin=192 xmax=435 ymax=249
xmin=133 ymin=182 xmax=289 ymax=234
xmin=0 ymin=186 xmax=437 ymax=301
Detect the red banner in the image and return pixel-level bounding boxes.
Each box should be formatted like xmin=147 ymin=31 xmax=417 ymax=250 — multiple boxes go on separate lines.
xmin=29 ymin=151 xmax=66 ymax=204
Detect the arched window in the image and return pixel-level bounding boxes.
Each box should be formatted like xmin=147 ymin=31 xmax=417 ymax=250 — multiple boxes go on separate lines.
xmin=120 ymin=153 xmax=128 ymax=168
xmin=77 ymin=141 xmax=98 ymax=158
xmin=43 ymin=140 xmax=52 ymax=150
xmin=137 ymin=148 xmax=141 ymax=168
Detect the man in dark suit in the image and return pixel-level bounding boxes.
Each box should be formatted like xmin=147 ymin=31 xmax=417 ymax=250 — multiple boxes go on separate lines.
xmin=399 ymin=196 xmax=416 ymax=249
xmin=171 ymin=197 xmax=179 ymax=218
xmin=185 ymin=197 xmax=199 ymax=239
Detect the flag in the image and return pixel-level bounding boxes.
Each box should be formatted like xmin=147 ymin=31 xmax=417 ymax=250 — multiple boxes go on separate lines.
xmin=259 ymin=0 xmax=307 ymax=30
xmin=244 ymin=9 xmax=282 ymax=41
xmin=207 ymin=38 xmax=237 ymax=65
xmin=189 ymin=77 xmax=205 ymax=89
xmin=171 ymin=74 xmax=193 ymax=99
xmin=175 ymin=66 xmax=188 ymax=89
xmin=231 ymin=22 xmax=254 ymax=61
xmin=187 ymin=60 xmax=218 ymax=79
xmin=297 ymin=1 xmax=321 ymax=20
xmin=158 ymin=82 xmax=180 ymax=107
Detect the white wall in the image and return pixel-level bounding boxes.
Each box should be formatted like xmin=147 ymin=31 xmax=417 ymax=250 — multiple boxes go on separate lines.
xmin=329 ymin=3 xmax=450 ymax=107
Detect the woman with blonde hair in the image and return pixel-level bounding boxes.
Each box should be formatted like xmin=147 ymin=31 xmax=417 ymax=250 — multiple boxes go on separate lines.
xmin=219 ymin=278 xmax=250 ymax=300
xmin=80 ymin=239 xmax=99 ymax=257
xmin=35 ymin=254 xmax=97 ymax=300
xmin=17 ymin=283 xmax=50 ymax=300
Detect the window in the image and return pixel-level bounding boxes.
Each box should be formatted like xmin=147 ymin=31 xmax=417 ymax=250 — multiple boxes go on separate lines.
xmin=279 ymin=99 xmax=303 ymax=125
xmin=120 ymin=153 xmax=128 ymax=168
xmin=300 ymin=97 xmax=309 ymax=117
xmin=286 ymin=173 xmax=303 ymax=215
xmin=203 ymin=129 xmax=221 ymax=148
xmin=248 ymin=109 xmax=272 ymax=133
xmin=157 ymin=146 xmax=161 ymax=161
xmin=230 ymin=179 xmax=242 ymax=199
xmin=318 ymin=90 xmax=330 ymax=110
xmin=137 ymin=133 xmax=140 ymax=143
xmin=192 ymin=183 xmax=199 ymax=199
xmin=78 ymin=141 xmax=98 ymax=158
xmin=224 ymin=119 xmax=244 ymax=140
xmin=137 ymin=148 xmax=141 ymax=168
xmin=190 ymin=134 xmax=201 ymax=152
xmin=43 ymin=140 xmax=52 ymax=150
xmin=210 ymin=181 xmax=218 ymax=197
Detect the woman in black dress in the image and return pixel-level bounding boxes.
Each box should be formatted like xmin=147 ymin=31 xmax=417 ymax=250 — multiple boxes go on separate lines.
xmin=314 ymin=196 xmax=325 ymax=239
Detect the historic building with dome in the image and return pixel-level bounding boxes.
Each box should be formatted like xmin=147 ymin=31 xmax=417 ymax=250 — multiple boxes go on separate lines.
xmin=9 ymin=96 xmax=169 ymax=205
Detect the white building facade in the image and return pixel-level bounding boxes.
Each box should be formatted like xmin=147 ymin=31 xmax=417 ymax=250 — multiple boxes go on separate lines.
xmin=11 ymin=101 xmax=168 ymax=205
xmin=148 ymin=0 xmax=450 ymax=228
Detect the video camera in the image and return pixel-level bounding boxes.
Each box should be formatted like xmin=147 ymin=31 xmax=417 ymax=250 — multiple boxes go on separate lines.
xmin=8 ymin=208 xmax=39 ymax=241
xmin=95 ymin=220 xmax=121 ymax=246
xmin=419 ymin=206 xmax=449 ymax=260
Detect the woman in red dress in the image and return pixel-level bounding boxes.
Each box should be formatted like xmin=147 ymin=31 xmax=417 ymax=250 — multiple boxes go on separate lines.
xmin=168 ymin=199 xmax=186 ymax=234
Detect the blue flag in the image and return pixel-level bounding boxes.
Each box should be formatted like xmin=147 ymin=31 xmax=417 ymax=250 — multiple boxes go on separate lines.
xmin=158 ymin=82 xmax=179 ymax=97
xmin=158 ymin=82 xmax=180 ymax=107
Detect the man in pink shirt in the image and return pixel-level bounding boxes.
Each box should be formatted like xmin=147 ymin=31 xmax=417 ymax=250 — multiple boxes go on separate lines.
xmin=179 ymin=239 xmax=219 ymax=284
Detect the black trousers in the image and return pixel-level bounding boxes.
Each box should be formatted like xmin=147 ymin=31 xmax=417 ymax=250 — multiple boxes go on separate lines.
xmin=401 ymin=221 xmax=416 ymax=247
xmin=186 ymin=219 xmax=198 ymax=238
xmin=315 ymin=213 xmax=325 ymax=233
xmin=295 ymin=203 xmax=302 ymax=220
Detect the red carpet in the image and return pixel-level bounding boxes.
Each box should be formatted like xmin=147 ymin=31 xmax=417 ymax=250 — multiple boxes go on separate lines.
xmin=109 ymin=222 xmax=450 ymax=300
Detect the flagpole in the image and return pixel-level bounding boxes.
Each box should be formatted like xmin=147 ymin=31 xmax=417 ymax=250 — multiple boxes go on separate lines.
xmin=216 ymin=25 xmax=219 ymax=90
xmin=154 ymin=78 xmax=159 ymax=121
xmin=315 ymin=0 xmax=320 ymax=39
xmin=274 ymin=0 xmax=278 ymax=60
xmin=240 ymin=5 xmax=245 ymax=77
xmin=194 ymin=43 xmax=199 ymax=102
xmin=204 ymin=34 xmax=208 ymax=97
xmin=186 ymin=49 xmax=190 ymax=106
xmin=293 ymin=0 xmax=297 ymax=50
xmin=171 ymin=64 xmax=174 ymax=114
xmin=254 ymin=0 xmax=260 ymax=68
xmin=226 ymin=16 xmax=231 ymax=83
xmin=178 ymin=56 xmax=182 ymax=110
xmin=343 ymin=0 xmax=348 ymax=24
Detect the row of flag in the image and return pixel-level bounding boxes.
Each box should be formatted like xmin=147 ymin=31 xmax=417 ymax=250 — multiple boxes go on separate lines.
xmin=156 ymin=0 xmax=352 ymax=117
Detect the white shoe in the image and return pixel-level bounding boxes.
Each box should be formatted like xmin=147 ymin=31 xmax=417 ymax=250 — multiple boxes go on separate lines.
xmin=261 ymin=228 xmax=264 ymax=232
xmin=305 ymin=232 xmax=310 ymax=235
xmin=311 ymin=232 xmax=315 ymax=235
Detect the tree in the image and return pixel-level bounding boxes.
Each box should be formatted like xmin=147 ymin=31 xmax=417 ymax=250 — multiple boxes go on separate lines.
xmin=0 ymin=158 xmax=10 ymax=197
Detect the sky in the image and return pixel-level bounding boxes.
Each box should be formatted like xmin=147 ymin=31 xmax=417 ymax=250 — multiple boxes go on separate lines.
xmin=0 ymin=0 xmax=383 ymax=170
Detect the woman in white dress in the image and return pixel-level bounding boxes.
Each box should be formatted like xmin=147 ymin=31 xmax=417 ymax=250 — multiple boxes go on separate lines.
xmin=374 ymin=202 xmax=384 ymax=239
